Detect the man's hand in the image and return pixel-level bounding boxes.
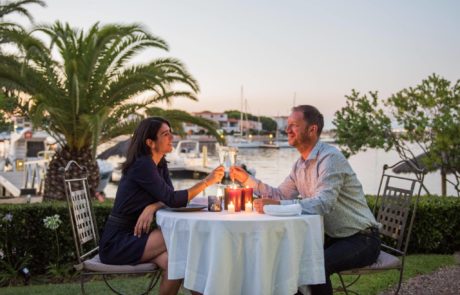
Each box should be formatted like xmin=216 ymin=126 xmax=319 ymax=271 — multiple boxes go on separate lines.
xmin=230 ymin=166 xmax=249 ymax=183
xmin=253 ymin=198 xmax=280 ymax=213
xmin=134 ymin=202 xmax=163 ymax=237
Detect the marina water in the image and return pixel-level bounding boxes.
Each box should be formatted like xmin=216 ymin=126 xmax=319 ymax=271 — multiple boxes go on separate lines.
xmin=105 ymin=145 xmax=457 ymax=198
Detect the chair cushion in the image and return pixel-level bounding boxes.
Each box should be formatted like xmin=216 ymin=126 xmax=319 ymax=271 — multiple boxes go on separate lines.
xmin=83 ymin=254 xmax=158 ymax=273
xmin=340 ymin=251 xmax=401 ymax=275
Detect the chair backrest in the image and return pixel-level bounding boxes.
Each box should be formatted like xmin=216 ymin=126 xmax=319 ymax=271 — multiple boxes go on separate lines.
xmin=63 ymin=160 xmax=99 ymax=263
xmin=374 ymin=161 xmax=425 ymax=254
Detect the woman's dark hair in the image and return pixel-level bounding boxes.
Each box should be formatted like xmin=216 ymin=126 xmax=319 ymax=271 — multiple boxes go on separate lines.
xmin=122 ymin=117 xmax=171 ymax=174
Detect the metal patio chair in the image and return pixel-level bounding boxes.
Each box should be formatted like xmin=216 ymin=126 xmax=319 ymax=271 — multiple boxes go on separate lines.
xmin=63 ymin=160 xmax=161 ymax=294
xmin=337 ymin=161 xmax=425 ymax=295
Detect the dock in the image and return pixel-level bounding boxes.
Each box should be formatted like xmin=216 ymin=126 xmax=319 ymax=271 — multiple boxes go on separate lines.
xmin=0 ymin=159 xmax=48 ymax=203
xmin=0 ymin=171 xmax=36 ymax=197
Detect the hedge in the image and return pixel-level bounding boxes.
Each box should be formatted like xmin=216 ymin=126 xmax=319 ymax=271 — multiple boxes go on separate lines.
xmin=0 ymin=195 xmax=459 ymax=281
xmin=366 ymin=195 xmax=460 ymax=253
xmin=0 ymin=201 xmax=112 ymax=285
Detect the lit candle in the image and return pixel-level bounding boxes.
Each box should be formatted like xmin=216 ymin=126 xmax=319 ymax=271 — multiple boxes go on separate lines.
xmin=228 ymin=202 xmax=235 ymax=213
xmin=245 ymin=201 xmax=253 ymax=212
xmin=225 ymin=185 xmax=242 ymax=212
xmin=242 ymin=186 xmax=253 ymax=211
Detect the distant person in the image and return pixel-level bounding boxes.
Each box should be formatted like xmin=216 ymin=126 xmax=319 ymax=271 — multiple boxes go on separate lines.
xmin=230 ymin=105 xmax=381 ymax=295
xmin=99 ymin=117 xmax=224 ymax=295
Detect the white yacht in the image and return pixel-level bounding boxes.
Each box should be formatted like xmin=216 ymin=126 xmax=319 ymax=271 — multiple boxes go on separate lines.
xmin=226 ymin=135 xmax=262 ymax=148
xmin=166 ymin=140 xmax=218 ymax=178
xmin=4 ymin=117 xmax=54 ymax=171
xmin=3 ymin=117 xmax=113 ymax=193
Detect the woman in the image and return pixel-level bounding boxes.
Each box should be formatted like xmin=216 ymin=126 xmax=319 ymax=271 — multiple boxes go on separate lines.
xmin=99 ymin=117 xmax=224 ymax=295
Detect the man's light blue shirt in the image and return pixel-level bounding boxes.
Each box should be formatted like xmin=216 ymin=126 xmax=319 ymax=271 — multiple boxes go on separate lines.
xmin=244 ymin=141 xmax=379 ymax=238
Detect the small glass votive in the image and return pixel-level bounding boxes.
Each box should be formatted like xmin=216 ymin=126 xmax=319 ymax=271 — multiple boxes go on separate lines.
xmin=208 ymin=195 xmax=222 ymax=212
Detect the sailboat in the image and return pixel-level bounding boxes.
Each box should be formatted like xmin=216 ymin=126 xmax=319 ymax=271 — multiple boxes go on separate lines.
xmin=226 ymin=87 xmax=263 ymax=148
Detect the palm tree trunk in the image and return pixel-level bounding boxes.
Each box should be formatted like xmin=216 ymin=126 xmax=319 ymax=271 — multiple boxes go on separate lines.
xmin=43 ymin=146 xmax=99 ymax=201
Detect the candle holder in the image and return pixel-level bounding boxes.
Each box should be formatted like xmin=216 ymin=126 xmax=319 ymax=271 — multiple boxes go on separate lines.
xmin=208 ymin=195 xmax=222 ymax=212
xmin=241 ymin=186 xmax=253 ymax=211
xmin=224 ymin=184 xmax=242 ymax=212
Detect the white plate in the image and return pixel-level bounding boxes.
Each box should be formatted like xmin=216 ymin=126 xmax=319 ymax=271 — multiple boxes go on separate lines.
xmin=264 ymin=211 xmax=301 ymax=217
xmin=165 ymin=204 xmax=207 ymax=212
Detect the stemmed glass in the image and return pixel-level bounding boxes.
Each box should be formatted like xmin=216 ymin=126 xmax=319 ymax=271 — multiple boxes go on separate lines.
xmin=217 ymin=146 xmax=227 ymax=182
xmin=216 ymin=145 xmax=226 ymax=206
xmin=217 ymin=145 xmax=226 ymax=171
xmin=228 ymin=147 xmax=237 ymax=185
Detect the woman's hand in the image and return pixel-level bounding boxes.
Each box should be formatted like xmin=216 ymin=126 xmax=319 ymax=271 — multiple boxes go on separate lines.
xmin=204 ymin=165 xmax=225 ymax=186
xmin=134 ymin=202 xmax=164 ymax=237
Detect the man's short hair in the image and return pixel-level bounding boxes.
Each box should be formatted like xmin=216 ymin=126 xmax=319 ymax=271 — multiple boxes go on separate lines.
xmin=292 ymin=105 xmax=324 ymax=136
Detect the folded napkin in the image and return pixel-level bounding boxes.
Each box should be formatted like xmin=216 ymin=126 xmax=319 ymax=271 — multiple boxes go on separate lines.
xmin=263 ymin=203 xmax=302 ymax=216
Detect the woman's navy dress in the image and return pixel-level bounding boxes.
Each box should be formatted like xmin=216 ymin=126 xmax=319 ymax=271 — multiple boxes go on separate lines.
xmin=99 ymin=155 xmax=188 ymax=265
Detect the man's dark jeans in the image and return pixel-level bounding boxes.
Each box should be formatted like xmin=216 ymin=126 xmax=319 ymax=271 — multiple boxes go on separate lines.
xmin=310 ymin=228 xmax=381 ymax=295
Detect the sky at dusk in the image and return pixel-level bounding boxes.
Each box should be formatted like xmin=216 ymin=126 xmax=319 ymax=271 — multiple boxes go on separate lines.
xmin=10 ymin=0 xmax=460 ymax=128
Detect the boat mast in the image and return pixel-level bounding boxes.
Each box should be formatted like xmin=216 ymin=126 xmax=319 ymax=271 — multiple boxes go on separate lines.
xmin=240 ymin=86 xmax=244 ymax=136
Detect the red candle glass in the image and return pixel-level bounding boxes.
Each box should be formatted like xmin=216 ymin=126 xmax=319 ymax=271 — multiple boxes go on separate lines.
xmin=241 ymin=186 xmax=253 ymax=211
xmin=225 ymin=185 xmax=242 ymax=212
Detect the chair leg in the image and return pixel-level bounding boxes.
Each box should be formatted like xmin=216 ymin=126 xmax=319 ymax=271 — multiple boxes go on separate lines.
xmin=337 ymin=273 xmax=362 ymax=295
xmin=80 ymin=274 xmax=85 ymax=295
xmin=338 ymin=273 xmax=349 ymax=295
xmin=395 ymin=268 xmax=404 ymax=295
xmin=102 ymin=274 xmax=125 ymax=295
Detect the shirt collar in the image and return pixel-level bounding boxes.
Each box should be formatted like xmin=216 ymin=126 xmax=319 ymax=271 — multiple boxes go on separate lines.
xmin=298 ymin=141 xmax=322 ymax=166
xmin=307 ymin=141 xmax=322 ymax=161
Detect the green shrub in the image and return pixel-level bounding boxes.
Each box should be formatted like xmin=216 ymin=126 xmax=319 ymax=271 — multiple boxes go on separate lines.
xmin=0 ymin=201 xmax=112 ymax=285
xmin=366 ymin=195 xmax=460 ymax=254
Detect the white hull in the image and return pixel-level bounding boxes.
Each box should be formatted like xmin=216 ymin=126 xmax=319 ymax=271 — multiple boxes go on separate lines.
xmin=96 ymin=159 xmax=113 ymax=192
xmin=226 ymin=136 xmax=262 ymax=148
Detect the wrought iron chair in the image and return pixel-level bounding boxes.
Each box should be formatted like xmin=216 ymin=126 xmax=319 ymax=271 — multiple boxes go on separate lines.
xmin=63 ymin=160 xmax=161 ymax=294
xmin=337 ymin=161 xmax=425 ymax=295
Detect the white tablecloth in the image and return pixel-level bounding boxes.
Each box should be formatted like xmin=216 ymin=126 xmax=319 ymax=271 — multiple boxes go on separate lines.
xmin=156 ymin=210 xmax=325 ymax=295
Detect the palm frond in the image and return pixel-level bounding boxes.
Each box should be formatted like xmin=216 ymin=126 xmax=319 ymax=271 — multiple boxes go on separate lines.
xmin=0 ymin=0 xmax=46 ymax=22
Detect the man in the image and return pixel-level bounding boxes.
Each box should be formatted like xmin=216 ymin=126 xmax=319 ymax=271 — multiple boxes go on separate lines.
xmin=230 ymin=105 xmax=381 ymax=295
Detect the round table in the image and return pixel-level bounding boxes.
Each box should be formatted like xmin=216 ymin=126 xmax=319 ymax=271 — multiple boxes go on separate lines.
xmin=156 ymin=209 xmax=325 ymax=295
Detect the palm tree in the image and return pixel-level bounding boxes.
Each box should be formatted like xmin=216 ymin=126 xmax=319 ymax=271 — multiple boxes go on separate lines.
xmin=0 ymin=21 xmax=199 ymax=200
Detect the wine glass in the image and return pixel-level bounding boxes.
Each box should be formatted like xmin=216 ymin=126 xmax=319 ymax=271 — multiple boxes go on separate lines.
xmin=217 ymin=145 xmax=226 ymax=167
xmin=228 ymin=147 xmax=237 ymax=184
xmin=217 ymin=146 xmax=226 ymax=185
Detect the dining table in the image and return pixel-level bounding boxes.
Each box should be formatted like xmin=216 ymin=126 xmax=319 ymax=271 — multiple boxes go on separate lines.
xmin=156 ymin=208 xmax=325 ymax=295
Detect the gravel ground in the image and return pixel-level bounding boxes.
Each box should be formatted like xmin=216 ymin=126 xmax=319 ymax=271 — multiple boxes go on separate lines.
xmin=379 ymin=253 xmax=460 ymax=295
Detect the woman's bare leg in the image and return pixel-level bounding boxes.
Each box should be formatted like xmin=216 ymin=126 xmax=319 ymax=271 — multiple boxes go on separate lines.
xmin=140 ymin=229 xmax=182 ymax=295
xmin=154 ymin=252 xmax=182 ymax=295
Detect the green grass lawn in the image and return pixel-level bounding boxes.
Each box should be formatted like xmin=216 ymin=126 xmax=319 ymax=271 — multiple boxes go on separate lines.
xmin=1 ymin=254 xmax=456 ymax=295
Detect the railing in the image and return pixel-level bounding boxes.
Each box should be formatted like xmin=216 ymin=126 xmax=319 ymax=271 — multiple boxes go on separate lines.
xmin=23 ymin=157 xmax=51 ymax=195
